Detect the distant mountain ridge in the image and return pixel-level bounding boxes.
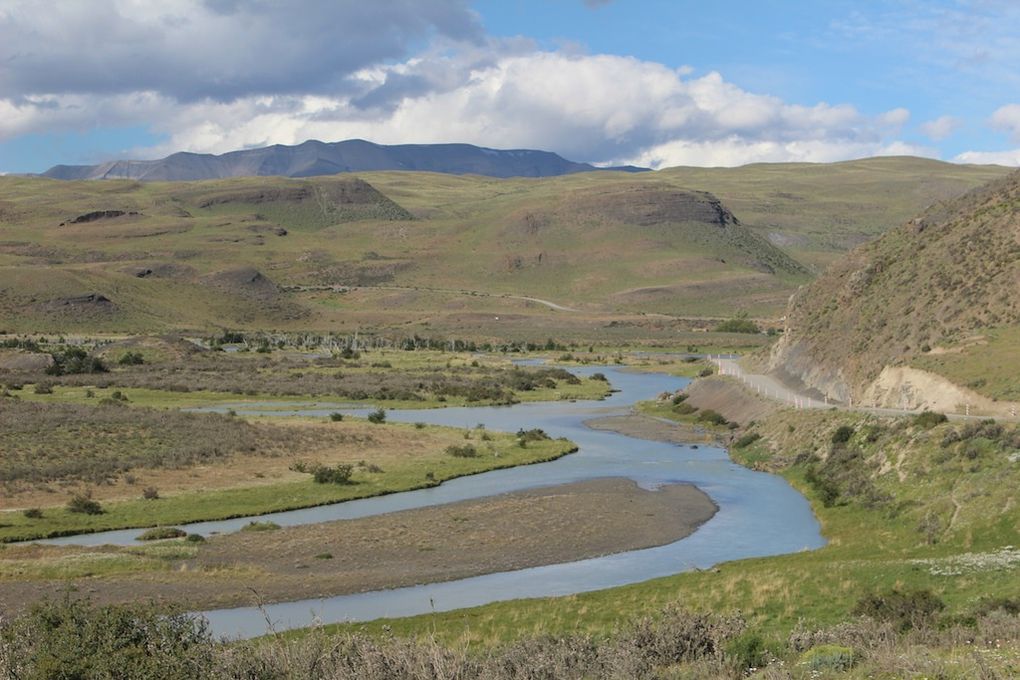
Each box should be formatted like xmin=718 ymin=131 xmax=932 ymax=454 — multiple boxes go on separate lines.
xmin=42 ymin=139 xmax=649 ymax=181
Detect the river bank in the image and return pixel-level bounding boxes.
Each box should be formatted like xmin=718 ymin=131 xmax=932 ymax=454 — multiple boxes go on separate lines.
xmin=0 ymin=478 xmax=716 ymax=614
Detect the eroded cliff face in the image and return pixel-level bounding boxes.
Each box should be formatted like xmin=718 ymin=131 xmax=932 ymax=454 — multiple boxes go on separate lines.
xmin=766 ymin=327 xmax=853 ymax=404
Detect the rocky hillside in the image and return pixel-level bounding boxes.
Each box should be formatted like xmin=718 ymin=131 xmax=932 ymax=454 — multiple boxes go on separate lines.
xmin=42 ymin=139 xmax=647 ymax=181
xmin=768 ymin=169 xmax=1020 ymax=412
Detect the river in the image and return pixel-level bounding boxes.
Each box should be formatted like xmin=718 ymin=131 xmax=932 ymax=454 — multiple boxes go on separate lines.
xmin=38 ymin=365 xmax=824 ymax=638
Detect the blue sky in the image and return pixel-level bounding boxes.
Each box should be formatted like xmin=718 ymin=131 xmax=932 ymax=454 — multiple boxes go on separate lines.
xmin=2 ymin=0 xmax=1020 ymax=173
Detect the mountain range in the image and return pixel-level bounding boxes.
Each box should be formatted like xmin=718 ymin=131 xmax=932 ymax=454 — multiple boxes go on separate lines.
xmin=41 ymin=139 xmax=648 ymax=181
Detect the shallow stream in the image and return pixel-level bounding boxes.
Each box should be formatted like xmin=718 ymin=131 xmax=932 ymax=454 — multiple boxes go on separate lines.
xmin=40 ymin=366 xmax=824 ymax=637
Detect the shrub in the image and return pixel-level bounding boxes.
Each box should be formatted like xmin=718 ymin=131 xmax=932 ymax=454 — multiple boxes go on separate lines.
xmin=314 ymin=552 xmax=334 ymax=560
xmin=446 ymin=444 xmax=478 ymax=458
xmin=804 ymin=465 xmax=840 ymax=507
xmin=697 ymin=409 xmax=728 ymax=426
xmin=185 ymin=533 xmax=206 ymax=543
xmin=137 ymin=526 xmax=187 ymax=541
xmin=47 ymin=347 xmax=108 ymax=375
xmin=329 ymin=412 xmax=344 ymax=422
xmin=800 ymin=644 xmax=856 ymax=672
xmin=698 ymin=367 xmax=715 ymax=378
xmin=118 ymin=351 xmax=145 ymax=365
xmin=33 ymin=382 xmax=53 ymax=394
xmin=852 ymin=588 xmax=945 ymax=631
xmin=724 ymin=631 xmax=774 ymax=671
xmin=66 ymin=492 xmax=103 ymax=515
xmin=414 ymin=422 xmax=426 ymax=429
xmin=913 ymin=411 xmax=948 ymax=429
xmin=367 ymin=408 xmax=386 ymax=424
xmin=142 ymin=486 xmax=159 ymax=500
xmin=241 ymin=521 xmax=280 ymax=532
xmin=312 ymin=464 xmax=353 ymax=484
xmin=673 ymin=402 xmax=697 ymax=415
xmin=714 ymin=316 xmax=760 ymax=334
xmin=733 ymin=432 xmax=761 ymax=449
xmin=831 ymin=425 xmax=855 ymax=444
xmin=591 ymin=372 xmax=608 ymax=382
xmin=671 ymin=392 xmax=688 ymax=404
xmin=0 ymin=596 xmax=214 ymax=679
xmin=22 ymin=507 xmax=43 ymax=519
xmin=516 ymin=428 xmax=551 ymax=442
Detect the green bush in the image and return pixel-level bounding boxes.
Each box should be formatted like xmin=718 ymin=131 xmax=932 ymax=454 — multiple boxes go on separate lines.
xmin=804 ymin=465 xmax=840 ymax=507
xmin=913 ymin=411 xmax=948 ymax=429
xmin=671 ymin=392 xmax=688 ymax=404
xmin=673 ymin=402 xmax=697 ymax=415
xmin=137 ymin=527 xmax=187 ymax=541
xmin=714 ymin=316 xmax=760 ymax=334
xmin=22 ymin=507 xmax=43 ymax=519
xmin=831 ymin=425 xmax=855 ymax=444
xmin=0 ymin=596 xmax=213 ymax=679
xmin=117 ymin=351 xmax=145 ymax=366
xmin=446 ymin=444 xmax=478 ymax=458
xmin=853 ymin=588 xmax=945 ymax=631
xmin=66 ymin=493 xmax=103 ymax=515
xmin=312 ymin=464 xmax=353 ymax=484
xmin=733 ymin=432 xmax=761 ymax=449
xmin=516 ymin=428 xmax=551 ymax=442
xmin=591 ymin=372 xmax=608 ymax=382
xmin=185 ymin=533 xmax=206 ymax=543
xmin=697 ymin=409 xmax=728 ymax=426
xmin=329 ymin=412 xmax=344 ymax=422
xmin=800 ymin=644 xmax=856 ymax=671
xmin=46 ymin=347 xmax=108 ymax=376
xmin=367 ymin=408 xmax=386 ymax=424
xmin=724 ymin=632 xmax=773 ymax=671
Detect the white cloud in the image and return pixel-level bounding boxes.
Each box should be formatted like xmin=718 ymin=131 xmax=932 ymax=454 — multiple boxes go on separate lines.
xmin=878 ymin=107 xmax=910 ymax=129
xmin=920 ymin=115 xmax=961 ymax=141
xmin=953 ymin=148 xmax=1020 ymax=166
xmin=77 ymin=52 xmax=918 ymax=169
xmin=989 ymin=104 xmax=1020 ymax=142
xmin=0 ymin=2 xmax=925 ymax=169
xmin=0 ymin=0 xmax=480 ymax=101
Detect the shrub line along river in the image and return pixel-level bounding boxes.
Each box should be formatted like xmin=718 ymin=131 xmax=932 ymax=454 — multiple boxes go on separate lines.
xmin=37 ymin=365 xmax=824 ymax=638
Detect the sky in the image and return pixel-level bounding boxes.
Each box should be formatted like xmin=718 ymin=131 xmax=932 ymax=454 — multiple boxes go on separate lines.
xmin=3 ymin=0 xmax=1020 ymax=173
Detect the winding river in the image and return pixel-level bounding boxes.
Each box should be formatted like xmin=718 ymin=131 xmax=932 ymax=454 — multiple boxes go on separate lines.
xmin=40 ymin=365 xmax=825 ymax=638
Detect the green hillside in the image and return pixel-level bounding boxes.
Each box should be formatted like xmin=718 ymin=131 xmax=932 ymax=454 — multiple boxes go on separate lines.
xmin=656 ymin=156 xmax=1009 ymax=269
xmin=768 ymin=168 xmax=1020 ymax=411
xmin=0 ymin=157 xmax=1008 ymax=334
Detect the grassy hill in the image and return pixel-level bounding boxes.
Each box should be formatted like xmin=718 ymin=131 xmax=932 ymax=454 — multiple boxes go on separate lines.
xmin=768 ymin=168 xmax=1020 ymax=412
xmin=0 ymin=157 xmax=1008 ymax=334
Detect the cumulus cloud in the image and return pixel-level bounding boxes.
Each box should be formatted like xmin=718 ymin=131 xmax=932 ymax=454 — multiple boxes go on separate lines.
xmin=989 ymin=104 xmax=1020 ymax=142
xmin=0 ymin=0 xmax=481 ymax=101
xmin=920 ymin=115 xmax=961 ymax=141
xmin=954 ymin=148 xmax=1020 ymax=166
xmin=128 ymin=53 xmax=917 ymax=168
xmin=0 ymin=2 xmax=923 ymax=168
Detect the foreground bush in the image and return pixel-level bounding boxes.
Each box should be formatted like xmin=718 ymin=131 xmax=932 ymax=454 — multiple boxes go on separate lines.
xmin=0 ymin=597 xmax=213 ymax=679
xmin=1 ymin=597 xmax=1018 ymax=679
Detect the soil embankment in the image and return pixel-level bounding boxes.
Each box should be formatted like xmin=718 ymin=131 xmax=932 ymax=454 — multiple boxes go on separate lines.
xmin=0 ymin=478 xmax=716 ymax=613
xmin=684 ymin=376 xmax=778 ymax=425
xmin=587 ymin=414 xmax=725 ymax=445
